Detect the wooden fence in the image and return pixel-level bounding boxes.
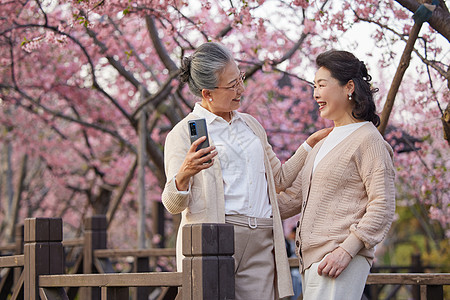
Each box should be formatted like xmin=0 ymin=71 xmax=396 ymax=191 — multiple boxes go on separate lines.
xmin=1 ymin=216 xmax=449 ymax=300
xmin=0 ymin=216 xmax=234 ymax=300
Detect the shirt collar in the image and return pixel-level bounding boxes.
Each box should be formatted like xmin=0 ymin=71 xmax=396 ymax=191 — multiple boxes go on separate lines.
xmin=192 ymin=102 xmax=241 ymax=124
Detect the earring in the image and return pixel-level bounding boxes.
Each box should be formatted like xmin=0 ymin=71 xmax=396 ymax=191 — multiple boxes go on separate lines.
xmin=209 ymin=98 xmax=212 ymax=102
xmin=348 ymin=93 xmax=352 ymax=101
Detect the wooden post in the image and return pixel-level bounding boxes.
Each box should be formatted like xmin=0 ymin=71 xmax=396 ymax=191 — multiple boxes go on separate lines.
xmin=132 ymin=256 xmax=150 ymax=300
xmin=182 ymin=223 xmax=235 ymax=300
xmin=411 ymin=253 xmax=423 ymax=300
xmin=14 ymin=223 xmax=24 ymax=286
xmin=369 ymin=269 xmax=379 ymax=300
xmin=14 ymin=223 xmax=24 ymax=254
xmin=102 ymin=286 xmax=129 ymax=300
xmin=82 ymin=215 xmax=107 ymax=300
xmin=426 ymin=285 xmax=443 ymax=300
xmin=153 ymin=201 xmax=166 ymax=248
xmin=24 ymin=218 xmax=64 ymax=300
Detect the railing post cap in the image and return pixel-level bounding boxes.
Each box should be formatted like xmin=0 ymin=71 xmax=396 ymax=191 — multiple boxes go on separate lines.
xmin=24 ymin=218 xmax=62 ymax=242
xmin=182 ymin=223 xmax=234 ymax=257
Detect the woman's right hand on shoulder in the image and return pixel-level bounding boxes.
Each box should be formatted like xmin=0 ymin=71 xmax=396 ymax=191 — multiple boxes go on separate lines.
xmin=175 ymin=136 xmax=217 ymax=191
xmin=306 ymin=127 xmax=333 ymax=148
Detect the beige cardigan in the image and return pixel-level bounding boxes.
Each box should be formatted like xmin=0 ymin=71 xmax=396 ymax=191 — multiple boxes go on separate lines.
xmin=162 ymin=111 xmax=307 ymax=298
xmin=278 ymin=122 xmax=396 ymax=273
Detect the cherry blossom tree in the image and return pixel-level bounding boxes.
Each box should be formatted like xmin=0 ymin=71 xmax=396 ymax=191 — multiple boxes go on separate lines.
xmin=0 ymin=0 xmax=448 ymax=261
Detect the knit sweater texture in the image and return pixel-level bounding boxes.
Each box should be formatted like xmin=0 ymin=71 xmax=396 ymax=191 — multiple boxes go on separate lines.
xmin=162 ymin=111 xmax=308 ymax=298
xmin=278 ymin=122 xmax=396 ymax=273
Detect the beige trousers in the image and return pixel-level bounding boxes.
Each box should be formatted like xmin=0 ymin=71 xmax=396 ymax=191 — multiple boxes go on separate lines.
xmin=226 ymin=215 xmax=275 ymax=300
xmin=302 ymin=254 xmax=370 ymax=300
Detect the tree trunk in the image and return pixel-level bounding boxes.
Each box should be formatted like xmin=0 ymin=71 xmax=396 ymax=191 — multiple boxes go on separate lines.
xmin=394 ymin=0 xmax=450 ymax=42
xmin=106 ymin=157 xmax=137 ymax=228
xmin=5 ymin=153 xmax=27 ymax=242
xmin=379 ymin=22 xmax=422 ymax=135
xmin=442 ymin=103 xmax=450 ymax=144
xmin=2 ymin=143 xmax=14 ymax=219
xmin=138 ymin=86 xmax=148 ymax=249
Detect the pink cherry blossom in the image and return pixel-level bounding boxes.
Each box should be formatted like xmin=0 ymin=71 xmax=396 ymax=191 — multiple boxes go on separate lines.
xmin=0 ymin=0 xmax=448 ymax=255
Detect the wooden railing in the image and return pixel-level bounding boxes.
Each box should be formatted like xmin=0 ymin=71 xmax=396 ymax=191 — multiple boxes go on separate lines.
xmin=2 ymin=217 xmax=449 ymax=300
xmin=367 ymin=273 xmax=450 ymax=299
xmin=0 ymin=217 xmax=234 ymax=300
xmin=0 ymin=223 xmax=24 ymax=300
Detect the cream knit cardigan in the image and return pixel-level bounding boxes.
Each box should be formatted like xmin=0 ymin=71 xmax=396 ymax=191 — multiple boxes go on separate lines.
xmin=162 ymin=111 xmax=307 ymax=298
xmin=278 ymin=122 xmax=396 ymax=273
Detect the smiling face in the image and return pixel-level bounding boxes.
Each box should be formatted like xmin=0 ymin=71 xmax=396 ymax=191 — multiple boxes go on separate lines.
xmin=313 ymin=67 xmax=356 ymax=127
xmin=201 ymin=60 xmax=244 ymax=121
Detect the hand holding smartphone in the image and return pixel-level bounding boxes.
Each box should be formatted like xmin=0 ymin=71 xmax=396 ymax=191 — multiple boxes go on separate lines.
xmin=175 ymin=119 xmax=214 ymax=191
xmin=188 ymin=119 xmax=212 ymax=164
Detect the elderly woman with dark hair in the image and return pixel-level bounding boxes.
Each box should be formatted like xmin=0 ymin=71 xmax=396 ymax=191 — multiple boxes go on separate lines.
xmin=161 ymin=42 xmax=330 ymax=299
xmin=278 ymin=50 xmax=396 ymax=300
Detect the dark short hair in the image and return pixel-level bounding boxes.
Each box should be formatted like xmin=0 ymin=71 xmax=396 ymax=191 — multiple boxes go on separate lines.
xmin=316 ymin=50 xmax=380 ymax=126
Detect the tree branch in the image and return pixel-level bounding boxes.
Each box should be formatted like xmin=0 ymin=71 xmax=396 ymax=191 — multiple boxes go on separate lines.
xmin=394 ymin=0 xmax=450 ymax=41
xmin=244 ymin=30 xmax=308 ymax=78
xmin=9 ymin=89 xmax=137 ymax=154
xmin=145 ymin=15 xmax=178 ymax=73
xmin=15 ymin=100 xmax=96 ymax=166
xmin=379 ymin=22 xmax=423 ymax=135
xmin=215 ymin=23 xmax=234 ymax=39
xmin=245 ymin=1 xmax=329 ymax=78
xmin=108 ymin=17 xmax=161 ymax=86
xmin=4 ymin=22 xmax=135 ymax=125
xmin=35 ymin=0 xmax=48 ymax=26
xmin=131 ymin=70 xmax=180 ymax=119
xmin=272 ymin=67 xmax=314 ymax=86
xmin=166 ymin=6 xmax=209 ymax=43
xmin=355 ymin=14 xmax=449 ymax=80
xmin=106 ymin=157 xmax=137 ymax=228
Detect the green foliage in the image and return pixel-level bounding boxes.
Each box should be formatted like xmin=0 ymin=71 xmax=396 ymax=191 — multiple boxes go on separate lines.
xmin=123 ymin=6 xmax=131 ymax=16
xmin=125 ymin=50 xmax=132 ymax=60
xmin=20 ymin=37 xmax=30 ymax=46
xmin=422 ymin=240 xmax=450 ymax=272
xmin=385 ymin=205 xmax=449 ymax=271
xmin=378 ymin=203 xmax=449 ymax=298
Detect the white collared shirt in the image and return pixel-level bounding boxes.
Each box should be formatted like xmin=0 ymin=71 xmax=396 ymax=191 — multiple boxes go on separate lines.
xmin=187 ymin=103 xmax=272 ymax=218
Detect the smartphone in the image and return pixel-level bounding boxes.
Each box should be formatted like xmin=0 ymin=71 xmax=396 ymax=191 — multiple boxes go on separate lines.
xmin=188 ymin=119 xmax=211 ymax=163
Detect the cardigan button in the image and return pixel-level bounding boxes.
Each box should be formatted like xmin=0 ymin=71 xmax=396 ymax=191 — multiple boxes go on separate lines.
xmin=296 ymin=221 xmax=300 ymax=228
xmin=296 ymin=240 xmax=300 ymax=247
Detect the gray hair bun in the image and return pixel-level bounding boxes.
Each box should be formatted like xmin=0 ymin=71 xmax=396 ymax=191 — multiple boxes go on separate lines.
xmin=179 ymin=56 xmax=192 ymax=83
xmin=179 ymin=42 xmax=233 ymax=98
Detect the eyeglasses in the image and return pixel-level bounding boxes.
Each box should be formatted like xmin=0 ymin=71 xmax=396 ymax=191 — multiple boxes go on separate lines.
xmin=214 ymin=71 xmax=245 ymax=91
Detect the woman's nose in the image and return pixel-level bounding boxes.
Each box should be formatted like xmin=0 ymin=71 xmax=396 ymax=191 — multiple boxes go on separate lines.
xmin=237 ymin=82 xmax=245 ymax=93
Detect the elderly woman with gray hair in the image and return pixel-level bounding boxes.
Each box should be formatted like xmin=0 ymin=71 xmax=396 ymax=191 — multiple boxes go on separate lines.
xmin=161 ymin=42 xmax=330 ymax=299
